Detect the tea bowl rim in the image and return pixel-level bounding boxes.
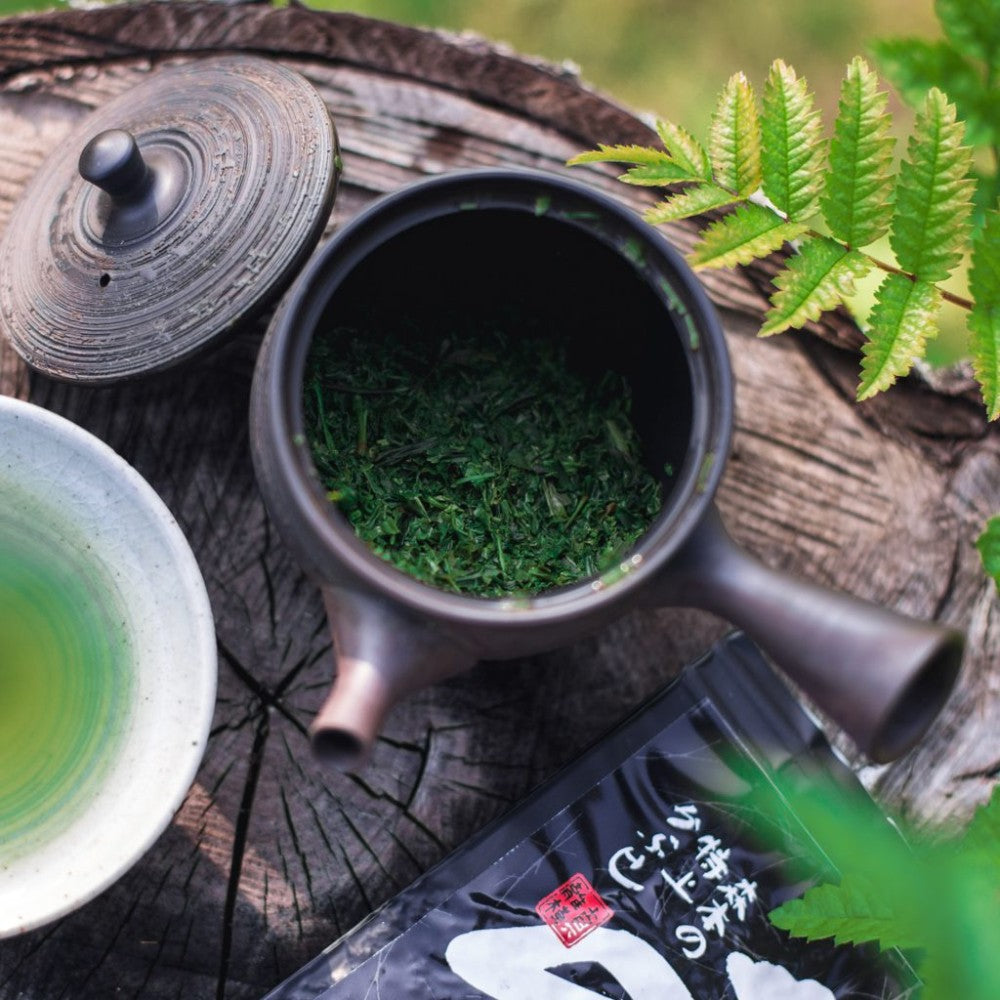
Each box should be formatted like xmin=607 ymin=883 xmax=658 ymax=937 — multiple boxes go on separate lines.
xmin=0 ymin=395 xmax=217 ymax=938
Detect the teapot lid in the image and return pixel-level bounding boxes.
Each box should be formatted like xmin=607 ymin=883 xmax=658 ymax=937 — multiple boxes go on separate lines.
xmin=0 ymin=56 xmax=339 ymax=384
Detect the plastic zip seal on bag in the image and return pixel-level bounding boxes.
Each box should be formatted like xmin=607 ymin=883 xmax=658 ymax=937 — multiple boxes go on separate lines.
xmin=263 ymin=632 xmax=913 ymax=999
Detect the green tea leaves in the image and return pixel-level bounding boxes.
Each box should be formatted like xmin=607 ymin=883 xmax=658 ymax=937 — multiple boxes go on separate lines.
xmin=689 ymin=201 xmax=806 ymax=271
xmin=761 ymin=237 xmax=871 ymax=336
xmin=760 ymin=60 xmax=824 ymax=220
xmin=304 ymin=323 xmax=662 ymax=597
xmin=821 ymin=57 xmax=896 ymax=247
xmin=977 ymin=516 xmax=1000 ymax=593
xmin=890 ymin=88 xmax=975 ymax=283
xmin=710 ymin=72 xmax=762 ymax=197
xmin=859 ymin=274 xmax=942 ymax=399
xmin=969 ymin=209 xmax=1000 ymax=419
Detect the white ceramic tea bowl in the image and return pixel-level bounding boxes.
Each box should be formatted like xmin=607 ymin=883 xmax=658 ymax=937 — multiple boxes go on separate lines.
xmin=0 ymin=395 xmax=216 ymax=937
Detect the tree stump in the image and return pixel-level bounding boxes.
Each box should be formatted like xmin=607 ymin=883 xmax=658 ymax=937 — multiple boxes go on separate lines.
xmin=0 ymin=5 xmax=996 ymax=998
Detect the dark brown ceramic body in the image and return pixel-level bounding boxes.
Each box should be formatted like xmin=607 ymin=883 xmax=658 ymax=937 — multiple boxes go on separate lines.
xmin=250 ymin=169 xmax=963 ymax=767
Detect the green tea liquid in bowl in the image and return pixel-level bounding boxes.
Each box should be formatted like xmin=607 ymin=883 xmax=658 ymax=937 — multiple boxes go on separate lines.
xmin=0 ymin=515 xmax=132 ymax=858
xmin=0 ymin=396 xmax=216 ymax=938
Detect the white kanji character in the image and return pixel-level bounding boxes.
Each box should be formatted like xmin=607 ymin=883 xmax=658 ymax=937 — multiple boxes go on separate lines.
xmin=666 ymin=803 xmax=701 ymax=832
xmin=695 ymin=835 xmax=731 ymax=881
xmin=717 ymin=879 xmax=758 ymax=921
xmin=660 ymin=867 xmax=698 ymax=905
xmin=697 ymin=899 xmax=730 ymax=938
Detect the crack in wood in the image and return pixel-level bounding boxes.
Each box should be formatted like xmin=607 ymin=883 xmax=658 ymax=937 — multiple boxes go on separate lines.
xmin=216 ymin=707 xmax=269 ymax=1000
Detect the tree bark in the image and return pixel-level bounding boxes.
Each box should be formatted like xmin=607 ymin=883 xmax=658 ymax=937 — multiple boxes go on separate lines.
xmin=0 ymin=4 xmax=996 ymax=998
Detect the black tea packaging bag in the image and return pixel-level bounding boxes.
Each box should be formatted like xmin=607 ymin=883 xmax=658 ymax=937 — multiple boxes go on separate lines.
xmin=264 ymin=633 xmax=912 ymax=1000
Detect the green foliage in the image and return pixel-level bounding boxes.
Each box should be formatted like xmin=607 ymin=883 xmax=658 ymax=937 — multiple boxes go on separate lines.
xmin=653 ymin=120 xmax=711 ymax=182
xmin=568 ymin=58 xmax=997 ymax=417
xmin=567 ymin=145 xmax=706 ymax=186
xmin=570 ymin=51 xmax=1000 ymax=593
xmin=976 ymin=516 xmax=1000 ymax=592
xmin=872 ymin=0 xmax=1000 ymax=219
xmin=968 ymin=210 xmax=1000 ymax=419
xmin=760 ymin=60 xmax=824 ymax=221
xmin=889 ymin=88 xmax=974 ymax=283
xmin=858 ymin=275 xmax=941 ymax=399
xmin=769 ymin=872 xmax=921 ymax=950
xmin=709 ymin=72 xmax=761 ymax=197
xmin=821 ymin=56 xmax=896 ymax=248
xmin=643 ymin=183 xmax=739 ymax=225
xmin=766 ymin=781 xmax=1000 ymax=1000
xmin=689 ymin=201 xmax=806 ymax=271
xmin=760 ymin=237 xmax=870 ymax=337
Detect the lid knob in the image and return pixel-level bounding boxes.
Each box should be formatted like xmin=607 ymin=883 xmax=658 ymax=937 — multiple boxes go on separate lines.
xmin=79 ymin=129 xmax=151 ymax=202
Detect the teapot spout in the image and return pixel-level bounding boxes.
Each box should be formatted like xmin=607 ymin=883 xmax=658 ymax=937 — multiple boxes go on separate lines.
xmin=312 ymin=587 xmax=475 ymax=769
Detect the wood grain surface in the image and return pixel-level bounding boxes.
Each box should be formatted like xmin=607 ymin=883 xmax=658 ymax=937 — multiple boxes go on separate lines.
xmin=0 ymin=4 xmax=996 ymax=998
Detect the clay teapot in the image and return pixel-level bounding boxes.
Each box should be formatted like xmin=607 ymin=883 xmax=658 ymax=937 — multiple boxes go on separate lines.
xmin=249 ymin=168 xmax=964 ymax=768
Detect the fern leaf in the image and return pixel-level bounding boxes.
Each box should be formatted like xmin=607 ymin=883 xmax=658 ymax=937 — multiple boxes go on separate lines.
xmin=858 ymin=273 xmax=941 ymax=399
xmin=689 ymin=201 xmax=806 ymax=271
xmin=709 ymin=72 xmax=762 ymax=197
xmin=769 ymin=873 xmax=921 ymax=950
xmin=654 ymin=120 xmax=712 ymax=181
xmin=618 ymin=162 xmax=709 ymax=186
xmin=566 ymin=145 xmax=708 ymax=185
xmin=890 ymin=88 xmax=975 ymax=282
xmin=968 ymin=209 xmax=1000 ymax=419
xmin=958 ymin=783 xmax=1000 ymax=866
xmin=936 ymin=0 xmax=1000 ymax=66
xmin=644 ymin=184 xmax=739 ymax=224
xmin=760 ymin=60 xmax=825 ymax=220
xmin=872 ymin=37 xmax=994 ymax=147
xmin=760 ymin=237 xmax=872 ymax=336
xmin=821 ymin=57 xmax=896 ymax=247
xmin=566 ymin=144 xmax=675 ymax=167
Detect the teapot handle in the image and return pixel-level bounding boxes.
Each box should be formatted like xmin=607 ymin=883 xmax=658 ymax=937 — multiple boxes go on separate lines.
xmin=647 ymin=505 xmax=964 ymax=762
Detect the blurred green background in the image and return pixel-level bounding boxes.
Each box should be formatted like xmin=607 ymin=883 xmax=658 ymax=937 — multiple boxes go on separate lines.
xmin=0 ymin=0 xmax=940 ymax=137
xmin=0 ymin=0 xmax=970 ymax=361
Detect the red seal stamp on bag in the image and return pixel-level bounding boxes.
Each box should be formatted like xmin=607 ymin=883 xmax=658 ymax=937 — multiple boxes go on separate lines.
xmin=535 ymin=873 xmax=614 ymax=947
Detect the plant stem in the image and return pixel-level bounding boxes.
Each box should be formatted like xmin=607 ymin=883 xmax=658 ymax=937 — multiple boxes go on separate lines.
xmin=792 ymin=224 xmax=974 ymax=310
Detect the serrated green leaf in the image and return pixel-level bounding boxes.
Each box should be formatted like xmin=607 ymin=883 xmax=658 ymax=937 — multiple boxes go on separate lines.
xmin=872 ymin=38 xmax=996 ymax=147
xmin=760 ymin=237 xmax=872 ymax=336
xmin=936 ymin=0 xmax=1000 ymax=65
xmin=566 ymin=144 xmax=676 ymax=167
xmin=618 ymin=161 xmax=709 ymax=186
xmin=969 ymin=209 xmax=1000 ymax=418
xmin=709 ymin=72 xmax=762 ymax=197
xmin=976 ymin=517 xmax=1000 ymax=593
xmin=688 ymin=201 xmax=806 ymax=270
xmin=654 ymin=119 xmax=712 ymax=181
xmin=959 ymin=783 xmax=1000 ymax=866
xmin=760 ymin=59 xmax=825 ymax=220
xmin=890 ymin=88 xmax=975 ymax=282
xmin=858 ymin=273 xmax=942 ymax=398
xmin=644 ymin=184 xmax=739 ymax=224
xmin=770 ymin=873 xmax=922 ymax=950
xmin=821 ymin=57 xmax=896 ymax=247
xmin=970 ymin=305 xmax=1000 ymax=419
